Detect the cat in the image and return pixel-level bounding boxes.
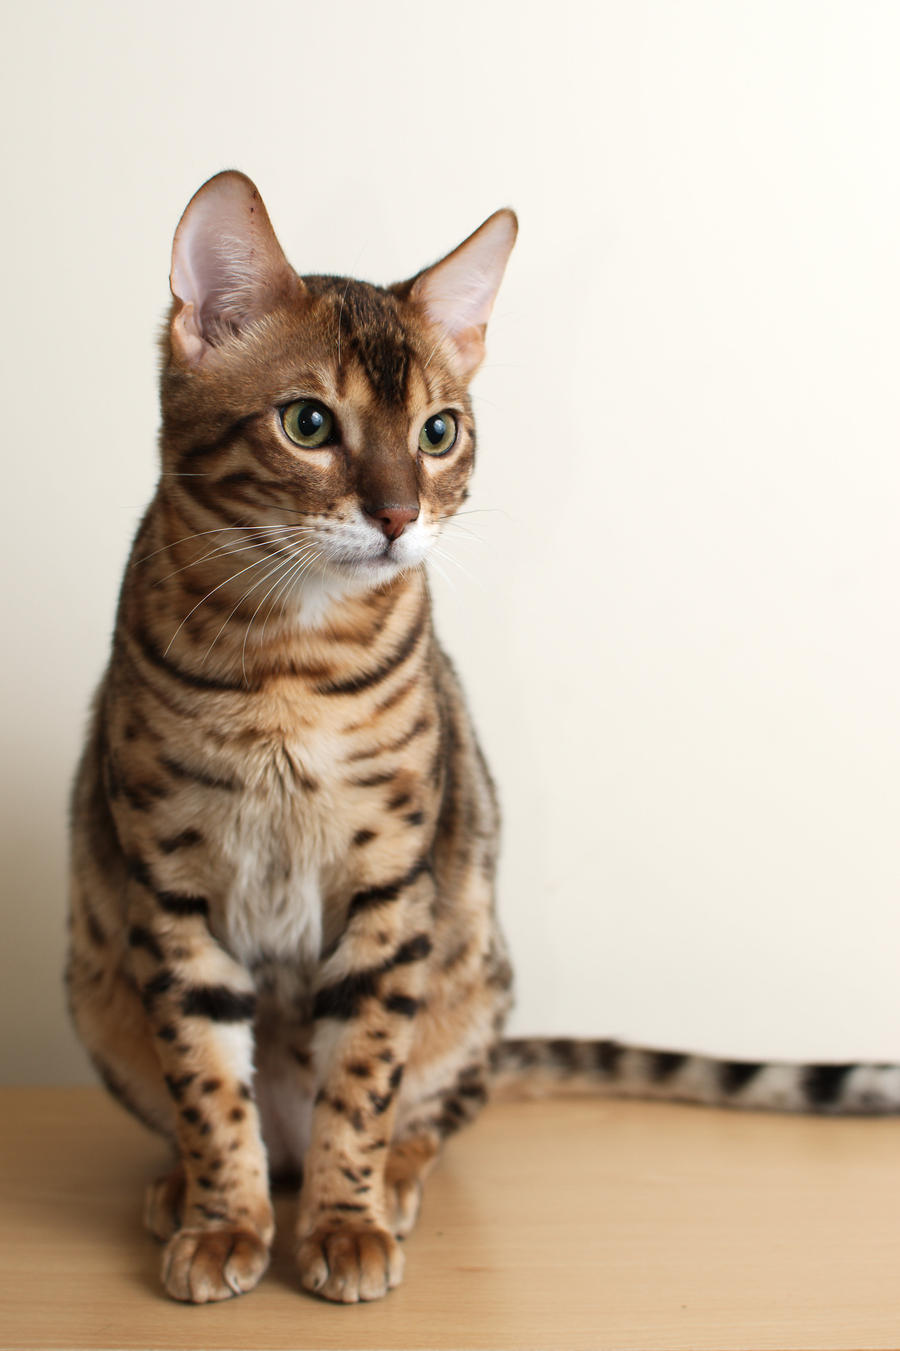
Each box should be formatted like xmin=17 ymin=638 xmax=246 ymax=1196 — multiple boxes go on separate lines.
xmin=67 ymin=170 xmax=900 ymax=1307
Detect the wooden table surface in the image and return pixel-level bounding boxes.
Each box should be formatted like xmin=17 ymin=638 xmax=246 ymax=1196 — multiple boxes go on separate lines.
xmin=3 ymin=1086 xmax=900 ymax=1350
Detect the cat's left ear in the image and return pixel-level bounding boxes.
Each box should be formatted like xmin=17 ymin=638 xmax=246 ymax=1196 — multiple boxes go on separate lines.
xmin=169 ymin=170 xmax=302 ymax=365
xmin=401 ymin=209 xmax=517 ymax=380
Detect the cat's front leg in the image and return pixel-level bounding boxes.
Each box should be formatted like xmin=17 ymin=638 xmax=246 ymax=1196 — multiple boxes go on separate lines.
xmin=127 ymin=868 xmax=273 ymax=1303
xmin=296 ymin=870 xmax=434 ymax=1303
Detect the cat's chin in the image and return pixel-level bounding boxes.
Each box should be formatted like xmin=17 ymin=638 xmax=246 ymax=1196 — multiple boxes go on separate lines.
xmin=326 ymin=547 xmax=422 ymax=587
xmin=285 ymin=553 xmax=418 ymax=629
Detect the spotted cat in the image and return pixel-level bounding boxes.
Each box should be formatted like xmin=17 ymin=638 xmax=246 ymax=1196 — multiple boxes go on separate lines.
xmin=67 ymin=171 xmax=899 ymax=1308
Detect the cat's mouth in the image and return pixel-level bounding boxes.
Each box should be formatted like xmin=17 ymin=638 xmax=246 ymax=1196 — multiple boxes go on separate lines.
xmin=322 ymin=518 xmax=430 ymax=580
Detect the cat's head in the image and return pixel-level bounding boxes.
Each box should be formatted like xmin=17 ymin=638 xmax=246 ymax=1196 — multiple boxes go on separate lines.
xmin=160 ymin=171 xmax=515 ymax=605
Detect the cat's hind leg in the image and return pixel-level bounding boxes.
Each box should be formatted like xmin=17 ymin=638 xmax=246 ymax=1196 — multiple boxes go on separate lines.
xmin=384 ymin=1131 xmax=440 ymax=1238
xmin=144 ymin=1165 xmax=185 ymax=1241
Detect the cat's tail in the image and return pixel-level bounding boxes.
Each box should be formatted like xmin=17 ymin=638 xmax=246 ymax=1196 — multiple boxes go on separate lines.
xmin=493 ymin=1037 xmax=900 ymax=1114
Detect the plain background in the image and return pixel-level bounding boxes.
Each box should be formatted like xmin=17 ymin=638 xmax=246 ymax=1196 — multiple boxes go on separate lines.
xmin=2 ymin=0 xmax=900 ymax=1083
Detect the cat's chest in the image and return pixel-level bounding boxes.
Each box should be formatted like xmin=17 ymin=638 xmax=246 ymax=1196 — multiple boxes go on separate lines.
xmin=213 ymin=728 xmax=347 ymax=970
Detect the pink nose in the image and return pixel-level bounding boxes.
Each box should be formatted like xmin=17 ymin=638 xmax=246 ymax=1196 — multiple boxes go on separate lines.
xmin=365 ymin=504 xmax=419 ymax=541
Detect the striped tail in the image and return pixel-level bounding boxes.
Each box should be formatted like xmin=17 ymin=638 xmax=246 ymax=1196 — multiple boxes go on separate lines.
xmin=493 ymin=1038 xmax=900 ymax=1114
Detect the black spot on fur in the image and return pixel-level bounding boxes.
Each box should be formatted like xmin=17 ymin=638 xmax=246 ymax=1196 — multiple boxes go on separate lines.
xmin=316 ymin=600 xmax=427 ymax=696
xmin=127 ymin=857 xmax=155 ymax=891
xmin=128 ymin=925 xmax=163 ymax=962
xmin=347 ymin=857 xmax=429 ymax=919
xmin=156 ymin=891 xmax=209 ymax=918
xmin=389 ymin=933 xmax=432 ymax=967
xmin=130 ymin=620 xmax=249 ymax=692
xmin=350 ymin=770 xmax=396 ymax=789
xmin=804 ymin=1063 xmax=854 ymax=1108
xmin=369 ymin=1090 xmax=393 ymax=1115
xmin=719 ymin=1060 xmax=764 ymax=1095
xmin=548 ymin=1038 xmax=579 ymax=1069
xmin=158 ymin=827 xmax=204 ymax=854
xmin=313 ymin=969 xmax=380 ymax=1021
xmin=159 ymin=754 xmax=239 ymax=793
xmin=352 ymin=829 xmax=377 ymax=847
xmin=594 ymin=1039 xmax=624 ymax=1076
xmin=181 ymin=986 xmax=256 ymax=1022
xmin=164 ymin=1071 xmax=196 ymax=1102
xmin=142 ymin=969 xmax=175 ymax=1008
xmin=649 ymin=1051 xmax=687 ymax=1082
xmin=388 ymin=1063 xmax=404 ymax=1091
xmin=201 ymin=1078 xmax=222 ymax=1094
xmin=383 ymin=993 xmax=419 ymax=1018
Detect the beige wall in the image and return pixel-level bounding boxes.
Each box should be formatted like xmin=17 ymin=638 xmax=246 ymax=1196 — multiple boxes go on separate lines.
xmin=3 ymin=1 xmax=900 ymax=1083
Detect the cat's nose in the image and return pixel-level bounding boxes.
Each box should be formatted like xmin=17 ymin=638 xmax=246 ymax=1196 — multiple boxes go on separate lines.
xmin=364 ymin=503 xmax=419 ymax=541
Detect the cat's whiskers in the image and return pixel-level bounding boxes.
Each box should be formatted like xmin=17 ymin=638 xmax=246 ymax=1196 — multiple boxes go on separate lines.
xmin=240 ymin=543 xmax=324 ymax=681
xmin=425 ymin=552 xmax=458 ymax=596
xmin=439 ymin=520 xmax=488 ymax=546
xmin=451 ymin=506 xmax=511 ymax=520
xmin=274 ymin=547 xmax=326 ymax=628
xmin=135 ymin=521 xmax=301 ymax=567
xmin=258 ymin=545 xmax=323 ymax=647
xmin=164 ymin=537 xmax=313 ymax=657
xmin=200 ymin=540 xmax=321 ymax=669
xmin=429 ymin=542 xmax=487 ymax=594
xmin=154 ymin=526 xmax=315 ymax=586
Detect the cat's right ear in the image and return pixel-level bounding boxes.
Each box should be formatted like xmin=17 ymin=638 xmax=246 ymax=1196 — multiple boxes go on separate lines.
xmin=169 ymin=171 xmax=302 ymax=365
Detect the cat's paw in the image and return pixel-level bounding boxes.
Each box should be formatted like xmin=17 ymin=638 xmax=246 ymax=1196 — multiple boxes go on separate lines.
xmin=297 ymin=1223 xmax=404 ymax=1303
xmin=161 ymin=1227 xmax=270 ymax=1303
xmin=143 ymin=1166 xmax=185 ymax=1242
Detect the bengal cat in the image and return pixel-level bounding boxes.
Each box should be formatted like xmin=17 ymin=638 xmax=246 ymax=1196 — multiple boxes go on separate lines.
xmin=67 ymin=171 xmax=899 ymax=1306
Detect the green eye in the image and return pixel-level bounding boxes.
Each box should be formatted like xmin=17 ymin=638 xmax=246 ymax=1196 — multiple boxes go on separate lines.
xmin=281 ymin=400 xmax=334 ymax=448
xmin=418 ymin=411 xmax=458 ymax=457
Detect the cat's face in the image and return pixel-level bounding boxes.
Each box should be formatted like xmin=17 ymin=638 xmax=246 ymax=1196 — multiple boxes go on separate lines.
xmin=160 ymin=173 xmax=515 ymax=607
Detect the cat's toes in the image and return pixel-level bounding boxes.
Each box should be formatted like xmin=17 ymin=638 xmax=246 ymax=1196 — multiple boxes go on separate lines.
xmin=143 ymin=1166 xmax=185 ymax=1242
xmin=162 ymin=1227 xmax=270 ymax=1303
xmin=297 ymin=1224 xmax=404 ymax=1303
xmin=387 ymin=1176 xmax=423 ymax=1239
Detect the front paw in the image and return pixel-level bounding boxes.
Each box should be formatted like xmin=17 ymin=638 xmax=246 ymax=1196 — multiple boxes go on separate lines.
xmin=162 ymin=1226 xmax=270 ymax=1303
xmin=297 ymin=1223 xmax=404 ymax=1303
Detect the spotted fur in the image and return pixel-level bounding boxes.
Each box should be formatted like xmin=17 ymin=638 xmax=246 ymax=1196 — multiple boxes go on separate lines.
xmin=494 ymin=1039 xmax=900 ymax=1115
xmin=68 ymin=172 xmax=515 ymax=1305
xmin=68 ymin=173 xmax=896 ymax=1310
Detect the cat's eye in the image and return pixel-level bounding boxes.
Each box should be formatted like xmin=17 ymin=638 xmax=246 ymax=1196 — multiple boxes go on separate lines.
xmin=418 ymin=411 xmax=458 ymax=457
xmin=281 ymin=400 xmax=334 ymax=449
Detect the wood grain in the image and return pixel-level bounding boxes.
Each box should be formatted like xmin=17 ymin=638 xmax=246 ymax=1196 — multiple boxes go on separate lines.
xmin=2 ymin=1086 xmax=900 ymax=1349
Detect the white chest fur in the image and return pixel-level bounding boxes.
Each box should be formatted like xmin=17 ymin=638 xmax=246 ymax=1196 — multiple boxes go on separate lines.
xmin=214 ymin=733 xmax=343 ymax=972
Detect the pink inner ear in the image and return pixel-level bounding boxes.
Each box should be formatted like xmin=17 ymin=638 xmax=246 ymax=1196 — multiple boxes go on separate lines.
xmin=410 ymin=209 xmax=517 ymax=375
xmin=169 ymin=171 xmax=297 ymax=360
